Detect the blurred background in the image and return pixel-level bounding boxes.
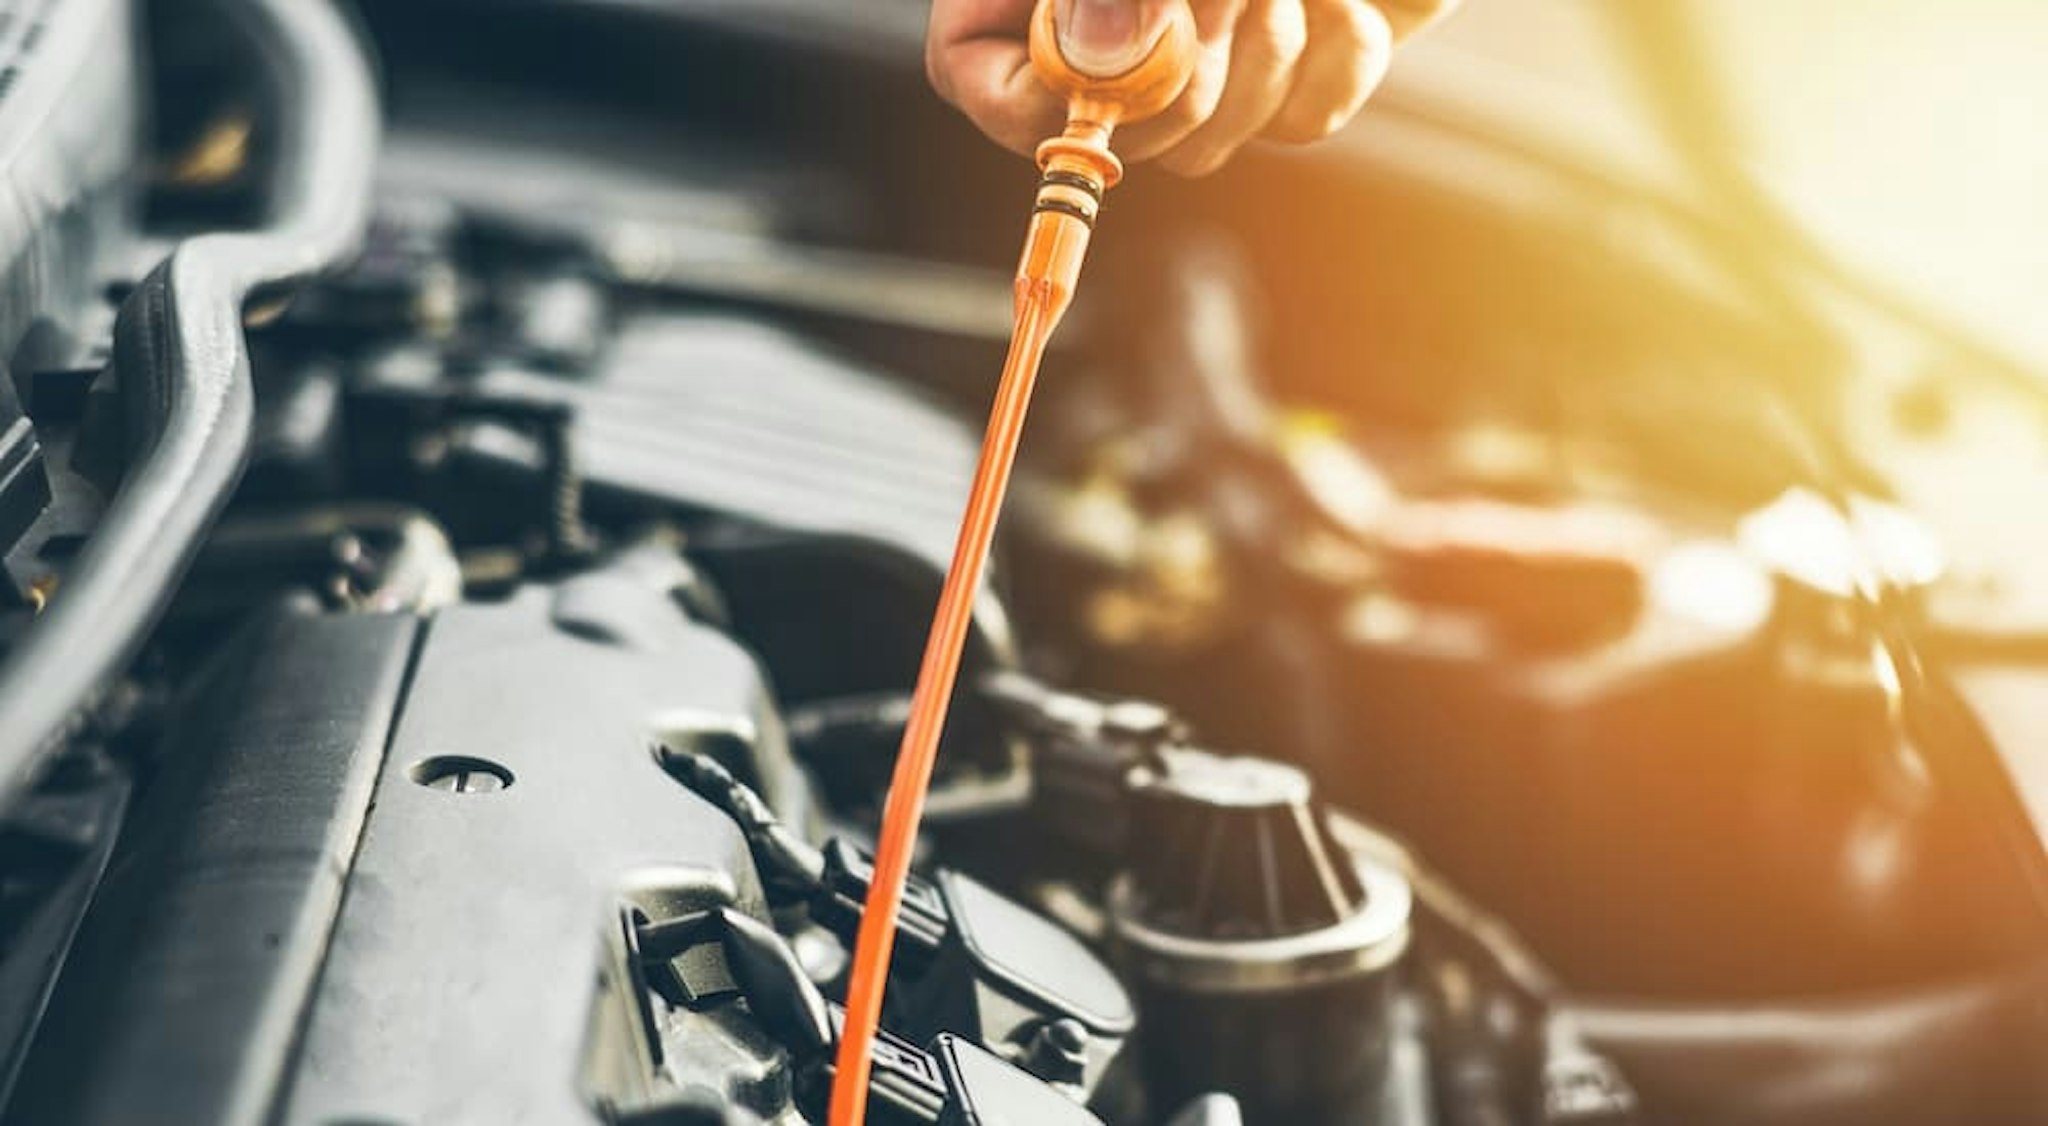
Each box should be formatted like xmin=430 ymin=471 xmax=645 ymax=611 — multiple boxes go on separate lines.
xmin=1440 ymin=2 xmax=2048 ymax=371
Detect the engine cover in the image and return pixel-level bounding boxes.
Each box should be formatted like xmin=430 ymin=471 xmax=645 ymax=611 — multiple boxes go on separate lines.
xmin=16 ymin=549 xmax=800 ymax=1125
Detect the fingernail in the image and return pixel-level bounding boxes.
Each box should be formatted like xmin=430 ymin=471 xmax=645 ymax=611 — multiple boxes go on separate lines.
xmin=1057 ymin=0 xmax=1154 ymax=78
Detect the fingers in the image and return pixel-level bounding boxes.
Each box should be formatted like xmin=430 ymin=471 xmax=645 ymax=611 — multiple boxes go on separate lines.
xmin=925 ymin=0 xmax=1447 ymax=171
xmin=1154 ymin=0 xmax=1308 ymax=176
xmin=1109 ymin=6 xmax=1237 ymax=166
xmin=1265 ymin=0 xmax=1392 ymax=144
xmin=1106 ymin=0 xmax=1393 ymax=172
xmin=929 ymin=35 xmax=1066 ymax=155
xmin=927 ymin=0 xmax=1065 ymax=156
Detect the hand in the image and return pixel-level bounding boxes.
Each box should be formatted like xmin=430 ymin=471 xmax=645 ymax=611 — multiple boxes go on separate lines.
xmin=926 ymin=0 xmax=1456 ymax=176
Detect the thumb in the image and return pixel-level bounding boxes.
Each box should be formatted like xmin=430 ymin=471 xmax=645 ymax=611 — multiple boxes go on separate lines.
xmin=1056 ymin=0 xmax=1170 ymax=78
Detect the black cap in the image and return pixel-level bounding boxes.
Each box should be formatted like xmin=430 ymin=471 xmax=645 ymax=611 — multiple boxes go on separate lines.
xmin=1123 ymin=750 xmax=1365 ymax=940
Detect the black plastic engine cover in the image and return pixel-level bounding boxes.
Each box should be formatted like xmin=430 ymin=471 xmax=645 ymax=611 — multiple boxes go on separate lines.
xmin=15 ymin=548 xmax=806 ymax=1125
xmin=466 ymin=312 xmax=1021 ymax=704
xmin=278 ymin=559 xmax=781 ymax=1125
xmin=9 ymin=609 xmax=418 ymax=1126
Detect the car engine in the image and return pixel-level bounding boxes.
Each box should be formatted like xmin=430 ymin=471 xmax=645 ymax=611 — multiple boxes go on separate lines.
xmin=0 ymin=1 xmax=2039 ymax=1124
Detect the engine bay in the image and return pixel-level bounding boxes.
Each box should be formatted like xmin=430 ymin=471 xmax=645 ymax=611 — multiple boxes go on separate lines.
xmin=0 ymin=1 xmax=2040 ymax=1123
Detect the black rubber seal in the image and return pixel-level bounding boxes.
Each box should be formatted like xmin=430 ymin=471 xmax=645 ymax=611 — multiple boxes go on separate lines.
xmin=1038 ymin=169 xmax=1104 ymax=202
xmin=1033 ymin=198 xmax=1097 ymax=228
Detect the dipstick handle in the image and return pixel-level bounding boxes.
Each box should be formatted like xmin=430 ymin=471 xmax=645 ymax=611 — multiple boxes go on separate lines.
xmin=1021 ymin=0 xmax=1199 ymax=302
xmin=1028 ymin=0 xmax=1199 ymax=131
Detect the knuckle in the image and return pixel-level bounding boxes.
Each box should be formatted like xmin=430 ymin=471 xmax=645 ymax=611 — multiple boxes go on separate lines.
xmin=1162 ymin=97 xmax=1203 ymax=134
xmin=1326 ymin=0 xmax=1382 ymax=46
xmin=1185 ymin=71 xmax=1229 ymax=123
xmin=1306 ymin=2 xmax=1392 ymax=110
xmin=1148 ymin=82 xmax=1221 ymax=148
xmin=1268 ymin=105 xmax=1333 ymax=143
xmin=1244 ymin=3 xmax=1309 ymax=70
xmin=1277 ymin=4 xmax=1315 ymax=62
xmin=1349 ymin=0 xmax=1397 ymax=59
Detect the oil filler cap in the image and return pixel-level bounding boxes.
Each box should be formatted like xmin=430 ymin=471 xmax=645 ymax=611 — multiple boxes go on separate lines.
xmin=1123 ymin=749 xmax=1365 ymax=940
xmin=1106 ymin=747 xmax=1414 ymax=1122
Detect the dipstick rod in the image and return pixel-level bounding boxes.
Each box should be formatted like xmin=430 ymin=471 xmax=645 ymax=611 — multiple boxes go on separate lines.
xmin=826 ymin=277 xmax=1065 ymax=1126
xmin=826 ymin=6 xmax=1198 ymax=1123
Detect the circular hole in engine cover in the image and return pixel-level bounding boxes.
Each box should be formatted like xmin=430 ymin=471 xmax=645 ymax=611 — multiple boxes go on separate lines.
xmin=409 ymin=755 xmax=514 ymax=794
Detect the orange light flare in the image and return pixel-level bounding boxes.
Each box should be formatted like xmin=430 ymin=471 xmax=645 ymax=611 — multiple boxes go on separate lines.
xmin=824 ymin=5 xmax=1197 ymax=1125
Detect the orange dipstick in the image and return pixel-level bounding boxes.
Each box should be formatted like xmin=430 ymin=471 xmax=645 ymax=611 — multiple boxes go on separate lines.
xmin=825 ymin=5 xmax=1198 ymax=1125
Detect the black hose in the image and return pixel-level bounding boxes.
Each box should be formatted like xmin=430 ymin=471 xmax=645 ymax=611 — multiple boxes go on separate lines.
xmin=657 ymin=743 xmax=827 ymax=900
xmin=0 ymin=0 xmax=378 ymax=807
